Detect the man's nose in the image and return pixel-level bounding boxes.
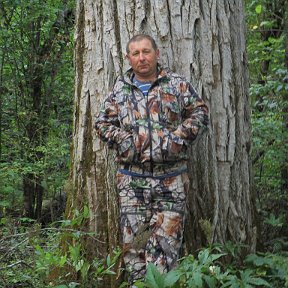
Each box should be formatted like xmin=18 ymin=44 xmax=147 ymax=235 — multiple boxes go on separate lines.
xmin=139 ymin=53 xmax=145 ymax=61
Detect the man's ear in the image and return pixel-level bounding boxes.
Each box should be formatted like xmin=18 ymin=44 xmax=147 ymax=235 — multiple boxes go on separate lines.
xmin=125 ymin=54 xmax=131 ymax=65
xmin=156 ymin=49 xmax=160 ymax=58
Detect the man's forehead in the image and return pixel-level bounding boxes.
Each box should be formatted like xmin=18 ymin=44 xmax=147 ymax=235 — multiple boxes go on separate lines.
xmin=128 ymin=39 xmax=153 ymax=51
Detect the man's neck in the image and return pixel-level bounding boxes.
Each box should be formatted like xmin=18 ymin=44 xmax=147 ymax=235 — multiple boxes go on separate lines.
xmin=134 ymin=72 xmax=157 ymax=83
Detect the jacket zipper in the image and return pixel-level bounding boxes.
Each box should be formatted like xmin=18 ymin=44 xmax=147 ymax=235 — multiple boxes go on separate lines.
xmin=123 ymin=78 xmax=160 ymax=170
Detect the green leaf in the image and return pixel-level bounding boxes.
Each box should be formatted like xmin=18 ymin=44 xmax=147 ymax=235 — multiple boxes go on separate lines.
xmin=260 ymin=21 xmax=274 ymax=28
xmin=132 ymin=280 xmax=148 ymax=288
xmin=211 ymin=253 xmax=226 ymax=262
xmin=69 ymin=244 xmax=81 ymax=262
xmin=0 ymin=200 xmax=10 ymax=207
xmin=75 ymin=259 xmax=84 ymax=272
xmin=255 ymin=4 xmax=262 ymax=14
xmin=264 ymin=213 xmax=284 ymax=227
xmin=80 ymin=261 xmax=90 ymax=278
xmin=245 ymin=253 xmax=273 ymax=267
xmin=240 ymin=269 xmax=271 ymax=287
xmin=83 ymin=205 xmax=90 ymax=219
xmin=204 ymin=275 xmax=217 ymax=288
xmin=193 ymin=272 xmax=203 ymax=287
xmin=59 ymin=219 xmax=72 ymax=226
xmin=0 ymin=217 xmax=7 ymax=225
xmin=163 ymin=270 xmax=180 ymax=287
xmin=145 ymin=263 xmax=165 ymax=288
xmin=276 ymin=84 xmax=283 ymax=92
xmin=198 ymin=249 xmax=210 ymax=265
xmin=20 ymin=217 xmax=36 ymax=223
xmin=247 ymin=277 xmax=271 ymax=287
xmin=59 ymin=255 xmax=67 ymax=267
xmin=106 ymin=254 xmax=111 ymax=267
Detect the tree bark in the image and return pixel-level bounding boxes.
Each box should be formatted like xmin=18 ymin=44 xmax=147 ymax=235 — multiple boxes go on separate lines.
xmin=70 ymin=0 xmax=257 ymax=285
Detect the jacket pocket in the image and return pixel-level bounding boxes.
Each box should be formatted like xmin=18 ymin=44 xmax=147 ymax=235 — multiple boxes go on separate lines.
xmin=161 ymin=128 xmax=188 ymax=162
xmin=116 ymin=137 xmax=136 ymax=163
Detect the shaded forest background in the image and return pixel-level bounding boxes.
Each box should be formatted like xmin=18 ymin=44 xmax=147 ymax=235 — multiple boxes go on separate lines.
xmin=0 ymin=0 xmax=287 ymax=287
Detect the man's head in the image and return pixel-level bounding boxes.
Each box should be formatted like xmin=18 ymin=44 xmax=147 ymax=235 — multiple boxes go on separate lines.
xmin=126 ymin=34 xmax=158 ymax=54
xmin=126 ymin=34 xmax=160 ymax=81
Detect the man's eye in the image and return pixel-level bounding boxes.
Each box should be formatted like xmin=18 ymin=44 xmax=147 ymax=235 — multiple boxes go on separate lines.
xmin=132 ymin=52 xmax=139 ymax=56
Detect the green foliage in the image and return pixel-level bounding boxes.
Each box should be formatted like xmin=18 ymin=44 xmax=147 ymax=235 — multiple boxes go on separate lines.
xmin=0 ymin=0 xmax=75 ymax=215
xmin=0 ymin=208 xmax=123 ymax=287
xmin=134 ymin=263 xmax=180 ymax=288
xmin=246 ymin=0 xmax=288 ymax=248
xmin=132 ymin=245 xmax=287 ymax=288
xmin=0 ymin=0 xmax=287 ymax=287
xmin=245 ymin=253 xmax=288 ymax=287
xmin=246 ymin=0 xmax=286 ymax=80
xmin=264 ymin=213 xmax=285 ymax=228
xmin=8 ymin=217 xmax=284 ymax=288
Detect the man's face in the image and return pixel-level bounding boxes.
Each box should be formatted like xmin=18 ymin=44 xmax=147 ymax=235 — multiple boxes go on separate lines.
xmin=126 ymin=38 xmax=159 ymax=81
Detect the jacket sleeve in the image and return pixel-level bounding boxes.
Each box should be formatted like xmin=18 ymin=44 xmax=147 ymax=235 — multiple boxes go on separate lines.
xmin=166 ymin=82 xmax=209 ymax=151
xmin=95 ymin=91 xmax=132 ymax=149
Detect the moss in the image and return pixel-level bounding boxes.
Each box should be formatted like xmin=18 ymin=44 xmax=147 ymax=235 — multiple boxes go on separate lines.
xmin=199 ymin=218 xmax=212 ymax=243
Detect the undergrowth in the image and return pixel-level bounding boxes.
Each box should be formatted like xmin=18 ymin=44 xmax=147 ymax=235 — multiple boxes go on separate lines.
xmin=0 ymin=209 xmax=287 ymax=288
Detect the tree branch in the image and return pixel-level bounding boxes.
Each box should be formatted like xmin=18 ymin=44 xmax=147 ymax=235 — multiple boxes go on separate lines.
xmin=0 ymin=260 xmax=33 ymax=271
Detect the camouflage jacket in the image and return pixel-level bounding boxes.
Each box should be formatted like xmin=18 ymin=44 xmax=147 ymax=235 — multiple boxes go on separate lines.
xmin=95 ymin=65 xmax=209 ymax=165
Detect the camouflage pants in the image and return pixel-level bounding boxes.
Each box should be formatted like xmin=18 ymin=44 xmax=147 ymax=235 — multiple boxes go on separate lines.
xmin=116 ymin=168 xmax=189 ymax=283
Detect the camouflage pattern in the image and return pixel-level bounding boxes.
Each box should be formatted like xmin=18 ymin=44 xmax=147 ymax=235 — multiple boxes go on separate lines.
xmin=95 ymin=65 xmax=208 ymax=283
xmin=116 ymin=169 xmax=190 ymax=282
xmin=95 ymin=65 xmax=209 ymax=165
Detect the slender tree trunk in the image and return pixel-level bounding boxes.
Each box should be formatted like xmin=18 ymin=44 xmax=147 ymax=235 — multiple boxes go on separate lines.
xmin=69 ymin=0 xmax=257 ymax=285
xmin=23 ymin=174 xmax=35 ymax=218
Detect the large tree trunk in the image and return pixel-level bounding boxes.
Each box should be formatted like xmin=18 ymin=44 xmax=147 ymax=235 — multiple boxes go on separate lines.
xmin=69 ymin=0 xmax=257 ymax=285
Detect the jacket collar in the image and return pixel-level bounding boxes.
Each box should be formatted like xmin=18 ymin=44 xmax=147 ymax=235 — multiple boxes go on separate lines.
xmin=122 ymin=64 xmax=169 ymax=85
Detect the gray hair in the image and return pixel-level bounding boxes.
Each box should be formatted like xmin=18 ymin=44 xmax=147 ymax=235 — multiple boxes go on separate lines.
xmin=126 ymin=34 xmax=158 ymax=54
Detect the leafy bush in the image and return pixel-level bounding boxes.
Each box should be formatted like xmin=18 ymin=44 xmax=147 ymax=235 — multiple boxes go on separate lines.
xmin=1 ymin=212 xmax=288 ymax=287
xmin=133 ymin=245 xmax=287 ymax=288
xmin=0 ymin=209 xmax=123 ymax=288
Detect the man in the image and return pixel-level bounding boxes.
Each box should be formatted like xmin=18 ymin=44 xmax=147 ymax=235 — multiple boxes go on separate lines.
xmin=95 ymin=34 xmax=208 ymax=283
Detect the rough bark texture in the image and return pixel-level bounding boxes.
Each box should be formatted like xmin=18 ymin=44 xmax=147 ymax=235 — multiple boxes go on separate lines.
xmin=69 ymin=0 xmax=256 ymax=285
